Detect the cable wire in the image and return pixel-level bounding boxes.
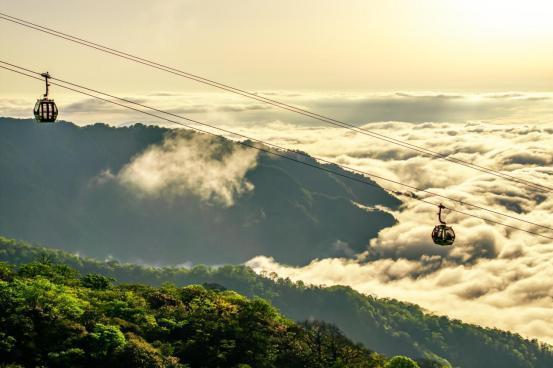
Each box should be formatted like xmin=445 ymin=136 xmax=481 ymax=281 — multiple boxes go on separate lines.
xmin=7 ymin=59 xmax=553 ymax=233
xmin=2 ymin=62 xmax=552 ymax=241
xmin=0 ymin=11 xmax=551 ymax=194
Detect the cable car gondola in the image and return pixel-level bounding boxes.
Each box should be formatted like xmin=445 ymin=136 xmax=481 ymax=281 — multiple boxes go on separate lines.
xmin=33 ymin=72 xmax=58 ymax=123
xmin=432 ymin=204 xmax=455 ymax=246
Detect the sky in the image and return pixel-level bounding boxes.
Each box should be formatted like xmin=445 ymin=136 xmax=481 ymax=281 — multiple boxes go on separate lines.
xmin=1 ymin=0 xmax=553 ymax=97
xmin=2 ymin=0 xmax=553 ymax=345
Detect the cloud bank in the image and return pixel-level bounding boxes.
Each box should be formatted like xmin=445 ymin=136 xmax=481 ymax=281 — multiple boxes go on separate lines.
xmin=2 ymin=91 xmax=552 ymax=126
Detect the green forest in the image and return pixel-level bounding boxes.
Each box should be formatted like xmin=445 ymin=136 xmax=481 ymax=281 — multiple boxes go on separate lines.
xmin=1 ymin=258 xmax=417 ymax=367
xmin=1 ymin=237 xmax=552 ymax=368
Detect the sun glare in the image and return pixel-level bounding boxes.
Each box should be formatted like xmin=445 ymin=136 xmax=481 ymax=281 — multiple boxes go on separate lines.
xmin=450 ymin=0 xmax=553 ymax=37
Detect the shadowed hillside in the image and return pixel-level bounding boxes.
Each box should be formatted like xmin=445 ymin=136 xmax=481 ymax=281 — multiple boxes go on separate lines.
xmin=0 ymin=117 xmax=399 ymax=266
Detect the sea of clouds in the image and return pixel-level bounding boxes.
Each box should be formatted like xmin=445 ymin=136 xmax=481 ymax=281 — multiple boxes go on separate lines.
xmin=238 ymin=115 xmax=553 ymax=344
xmin=2 ymin=91 xmax=553 ymax=343
xmin=3 ymin=90 xmax=553 ymax=126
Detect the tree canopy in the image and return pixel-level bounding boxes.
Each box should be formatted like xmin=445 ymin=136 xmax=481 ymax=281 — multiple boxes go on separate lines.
xmin=385 ymin=356 xmax=421 ymax=368
xmin=0 ymin=259 xmax=393 ymax=367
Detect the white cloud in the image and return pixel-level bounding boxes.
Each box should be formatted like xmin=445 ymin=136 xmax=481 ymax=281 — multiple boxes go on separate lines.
xmin=117 ymin=132 xmax=258 ymax=206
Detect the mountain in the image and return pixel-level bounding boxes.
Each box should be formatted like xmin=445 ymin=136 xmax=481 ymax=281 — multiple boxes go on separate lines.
xmin=2 ymin=236 xmax=552 ymax=368
xmin=0 ymin=117 xmax=399 ymax=266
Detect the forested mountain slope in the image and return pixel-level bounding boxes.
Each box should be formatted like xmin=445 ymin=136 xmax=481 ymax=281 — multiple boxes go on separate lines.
xmin=0 ymin=259 xmax=410 ymax=368
xmin=2 ymin=237 xmax=552 ymax=368
xmin=0 ymin=117 xmax=399 ymax=266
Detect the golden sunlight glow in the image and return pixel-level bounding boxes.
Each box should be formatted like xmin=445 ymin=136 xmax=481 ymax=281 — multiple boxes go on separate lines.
xmin=1 ymin=0 xmax=552 ymax=92
xmin=449 ymin=0 xmax=553 ymax=37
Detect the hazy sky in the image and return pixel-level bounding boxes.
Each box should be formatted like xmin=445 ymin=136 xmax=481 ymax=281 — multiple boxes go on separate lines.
xmin=1 ymin=0 xmax=553 ymax=99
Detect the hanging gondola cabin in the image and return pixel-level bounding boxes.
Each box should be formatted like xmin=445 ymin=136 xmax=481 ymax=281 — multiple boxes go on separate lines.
xmin=431 ymin=204 xmax=455 ymax=246
xmin=432 ymin=224 xmax=455 ymax=246
xmin=34 ymin=72 xmax=58 ymax=123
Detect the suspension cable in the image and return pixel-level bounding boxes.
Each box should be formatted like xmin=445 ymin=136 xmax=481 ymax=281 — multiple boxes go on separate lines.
xmin=0 ymin=11 xmax=550 ymax=193
xmin=1 ymin=63 xmax=552 ymax=241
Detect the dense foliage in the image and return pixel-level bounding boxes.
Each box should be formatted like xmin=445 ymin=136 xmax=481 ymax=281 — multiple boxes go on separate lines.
xmin=2 ymin=237 xmax=553 ymax=368
xmin=0 ymin=259 xmax=416 ymax=367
